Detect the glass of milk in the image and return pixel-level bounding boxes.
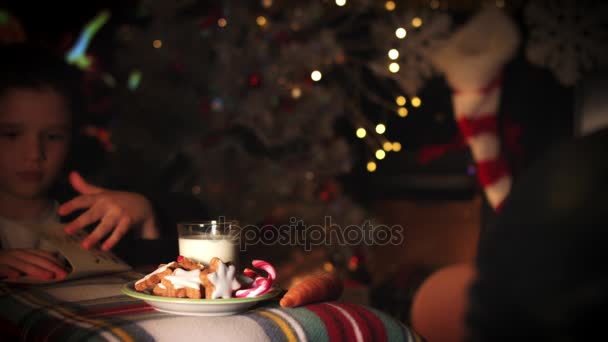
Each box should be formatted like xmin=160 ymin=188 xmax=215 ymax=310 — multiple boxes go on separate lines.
xmin=177 ymin=219 xmax=240 ymax=267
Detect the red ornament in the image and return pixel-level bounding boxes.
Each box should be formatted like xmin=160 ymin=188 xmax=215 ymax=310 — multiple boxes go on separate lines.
xmin=319 ymin=191 xmax=330 ymax=202
xmin=325 ymin=181 xmax=338 ymax=194
xmin=81 ymin=125 xmax=113 ymax=151
xmin=177 ymin=255 xmax=184 ymax=262
xmin=318 ymin=181 xmax=338 ymax=202
xmin=248 ymin=74 xmax=261 ymax=87
xmin=348 ymin=255 xmax=359 ymax=271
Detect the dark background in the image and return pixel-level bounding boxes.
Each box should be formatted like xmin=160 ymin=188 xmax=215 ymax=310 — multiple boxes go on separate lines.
xmin=0 ymin=0 xmax=576 ymax=204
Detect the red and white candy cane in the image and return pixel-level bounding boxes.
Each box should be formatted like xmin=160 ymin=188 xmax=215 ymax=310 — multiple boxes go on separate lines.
xmin=243 ymin=268 xmax=258 ymax=279
xmin=252 ymin=260 xmax=276 ymax=281
xmin=236 ymin=277 xmax=271 ymax=298
xmin=236 ymin=260 xmax=276 ymax=298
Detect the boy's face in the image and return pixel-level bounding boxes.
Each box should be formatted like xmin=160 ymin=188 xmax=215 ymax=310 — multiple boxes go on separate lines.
xmin=0 ymin=88 xmax=71 ymax=201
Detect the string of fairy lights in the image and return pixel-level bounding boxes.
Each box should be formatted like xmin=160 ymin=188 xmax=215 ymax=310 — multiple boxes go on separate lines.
xmin=64 ymin=0 xmax=509 ymax=173
xmin=340 ymin=0 xmax=425 ymax=173
xmin=335 ymin=0 xmax=507 ymax=173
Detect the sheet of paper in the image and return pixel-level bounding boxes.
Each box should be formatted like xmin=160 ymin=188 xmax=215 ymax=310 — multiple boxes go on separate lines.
xmin=30 ymin=223 xmax=132 ymax=281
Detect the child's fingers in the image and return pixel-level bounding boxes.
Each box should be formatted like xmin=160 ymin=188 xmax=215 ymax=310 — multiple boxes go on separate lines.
xmin=2 ymin=256 xmax=54 ymax=280
xmin=64 ymin=202 xmax=104 ymax=234
xmin=81 ymin=211 xmax=120 ymax=249
xmin=13 ymin=250 xmax=69 ymax=279
xmin=101 ymin=216 xmax=131 ymax=251
xmin=58 ymin=194 xmax=97 ymax=216
xmin=24 ymin=249 xmax=66 ymax=269
xmin=68 ymin=171 xmax=104 ymax=195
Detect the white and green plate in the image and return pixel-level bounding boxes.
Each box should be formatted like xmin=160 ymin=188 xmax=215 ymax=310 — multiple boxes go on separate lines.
xmin=121 ymin=280 xmax=280 ymax=316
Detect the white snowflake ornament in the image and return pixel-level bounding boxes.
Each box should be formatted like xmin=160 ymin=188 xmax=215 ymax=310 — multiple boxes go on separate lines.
xmin=525 ymin=0 xmax=608 ymax=86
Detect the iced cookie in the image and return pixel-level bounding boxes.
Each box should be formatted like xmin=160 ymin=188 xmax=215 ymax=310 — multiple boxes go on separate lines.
xmin=177 ymin=255 xmax=204 ymax=271
xmin=154 ymin=268 xmax=203 ymax=299
xmin=135 ymin=261 xmax=177 ymax=291
xmin=200 ymin=257 xmax=241 ymax=299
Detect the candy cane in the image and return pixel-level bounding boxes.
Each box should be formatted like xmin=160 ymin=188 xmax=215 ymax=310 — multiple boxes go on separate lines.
xmin=243 ymin=267 xmax=259 ymax=279
xmin=236 ymin=278 xmax=271 ymax=298
xmin=235 ymin=260 xmax=276 ymax=298
xmin=252 ymin=260 xmax=276 ymax=281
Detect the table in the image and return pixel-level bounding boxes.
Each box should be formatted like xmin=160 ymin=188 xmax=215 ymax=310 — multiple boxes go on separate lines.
xmin=0 ymin=271 xmax=423 ymax=341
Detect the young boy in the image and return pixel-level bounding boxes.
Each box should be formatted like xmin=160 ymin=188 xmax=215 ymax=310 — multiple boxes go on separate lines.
xmin=0 ymin=43 xmax=165 ymax=281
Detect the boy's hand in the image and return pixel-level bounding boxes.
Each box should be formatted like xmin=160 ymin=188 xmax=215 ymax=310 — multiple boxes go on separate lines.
xmin=0 ymin=249 xmax=68 ymax=280
xmin=58 ymin=171 xmax=160 ymax=251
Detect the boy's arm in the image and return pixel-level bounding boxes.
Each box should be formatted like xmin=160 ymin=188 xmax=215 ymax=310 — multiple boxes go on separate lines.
xmin=112 ymin=191 xmax=209 ymax=267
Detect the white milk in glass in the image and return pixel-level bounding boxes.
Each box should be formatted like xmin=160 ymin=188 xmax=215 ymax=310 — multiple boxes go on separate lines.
xmin=178 ymin=235 xmax=238 ymax=266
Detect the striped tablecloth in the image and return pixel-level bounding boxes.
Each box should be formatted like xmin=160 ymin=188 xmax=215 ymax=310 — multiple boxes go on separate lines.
xmin=0 ymin=271 xmax=422 ymax=341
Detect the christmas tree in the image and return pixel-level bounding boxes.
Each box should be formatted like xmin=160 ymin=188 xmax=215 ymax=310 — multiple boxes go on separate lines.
xmin=109 ymin=0 xmax=385 ymax=285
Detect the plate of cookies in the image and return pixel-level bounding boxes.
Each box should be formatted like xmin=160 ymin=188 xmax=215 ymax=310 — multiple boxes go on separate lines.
xmin=121 ymin=256 xmax=281 ymax=316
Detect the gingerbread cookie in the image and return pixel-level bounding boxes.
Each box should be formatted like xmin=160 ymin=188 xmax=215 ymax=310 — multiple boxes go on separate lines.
xmin=177 ymin=255 xmax=204 ymax=271
xmin=152 ymin=268 xmax=204 ymax=299
xmin=134 ymin=261 xmax=177 ymax=291
xmin=200 ymin=257 xmax=241 ymax=299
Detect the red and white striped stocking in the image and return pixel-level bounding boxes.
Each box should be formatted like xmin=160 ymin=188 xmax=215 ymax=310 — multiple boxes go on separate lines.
xmin=453 ymin=77 xmax=511 ymax=210
xmin=431 ymin=8 xmax=520 ymax=211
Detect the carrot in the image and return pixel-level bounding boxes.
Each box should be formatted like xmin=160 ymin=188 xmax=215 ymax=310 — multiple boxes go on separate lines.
xmin=280 ymin=272 xmax=343 ymax=308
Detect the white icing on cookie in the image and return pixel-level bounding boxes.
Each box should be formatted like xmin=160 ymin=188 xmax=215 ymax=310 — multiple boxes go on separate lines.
xmin=165 ymin=268 xmax=202 ymax=289
xmin=207 ymin=261 xmax=241 ymax=299
xmin=135 ymin=261 xmax=177 ymax=286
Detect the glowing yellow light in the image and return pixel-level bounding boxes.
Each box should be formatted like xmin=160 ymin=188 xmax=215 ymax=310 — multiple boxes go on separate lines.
xmin=376 ymin=149 xmax=386 ymax=160
xmin=218 ymin=18 xmax=228 ymax=27
xmin=335 ymin=0 xmax=347 ymax=6
xmin=375 ymin=123 xmax=386 ymax=134
xmin=356 ymin=128 xmax=367 ymax=138
xmin=388 ymin=49 xmax=399 ymax=60
xmin=411 ymin=96 xmax=422 ymax=107
xmin=398 ymin=107 xmax=409 ymax=117
xmin=367 ymin=161 xmax=377 ymax=172
xmin=385 ymin=1 xmax=396 ymax=11
xmin=311 ymin=70 xmax=322 ymax=82
xmin=412 ymin=17 xmax=423 ymax=28
xmin=392 ymin=142 xmax=402 ymax=152
xmin=396 ymin=96 xmax=406 ymax=106
xmin=262 ymin=0 xmax=273 ymax=8
xmin=256 ymin=16 xmax=267 ymax=26
xmin=430 ymin=0 xmax=440 ymax=9
xmin=395 ymin=27 xmax=407 ymax=39
xmin=152 ymin=39 xmax=162 ymax=48
xmin=323 ymin=262 xmax=335 ymax=272
xmin=383 ymin=142 xmax=393 ymax=151
xmin=291 ymin=87 xmax=302 ymax=99
xmin=389 ymin=62 xmax=400 ymax=73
